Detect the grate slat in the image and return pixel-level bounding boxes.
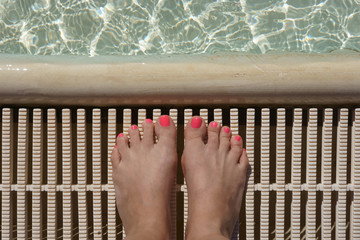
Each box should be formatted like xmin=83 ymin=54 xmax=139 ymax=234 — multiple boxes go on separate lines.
xmin=322 ymin=108 xmax=333 ymax=239
xmin=260 ymin=109 xmax=270 ymax=240
xmin=108 ymin=108 xmax=117 ymax=239
xmin=336 ymin=109 xmax=348 ymax=239
xmin=32 ymin=109 xmax=42 ymax=239
xmin=276 ymin=108 xmax=286 ymax=239
xmin=62 ymin=109 xmax=72 ymax=239
xmin=17 ymin=109 xmax=27 ymax=239
xmin=153 ymin=109 xmax=161 ymax=124
xmin=92 ymin=109 xmax=102 ymax=239
xmin=291 ymin=108 xmax=302 ymax=239
xmin=214 ymin=108 xmax=222 ymax=125
xmin=169 ymin=109 xmax=178 ymax=240
xmin=306 ymin=108 xmax=318 ymax=238
xmin=47 ymin=109 xmax=57 ymax=239
xmin=245 ymin=108 xmax=255 ymax=239
xmin=138 ymin=109 xmax=146 ymax=137
xmin=1 ymin=108 xmax=12 ymax=239
xmin=77 ymin=109 xmax=88 ymax=239
xmin=200 ymin=109 xmax=208 ymax=124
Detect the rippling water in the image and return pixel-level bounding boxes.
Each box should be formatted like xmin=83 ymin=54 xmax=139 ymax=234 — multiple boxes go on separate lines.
xmin=0 ymin=0 xmax=359 ymax=56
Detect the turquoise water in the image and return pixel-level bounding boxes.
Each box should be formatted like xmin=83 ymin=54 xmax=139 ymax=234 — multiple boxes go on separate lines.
xmin=0 ymin=0 xmax=360 ymax=56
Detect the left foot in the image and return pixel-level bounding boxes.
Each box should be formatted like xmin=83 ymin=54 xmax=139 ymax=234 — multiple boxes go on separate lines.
xmin=181 ymin=116 xmax=249 ymax=240
xmin=111 ymin=115 xmax=177 ymax=240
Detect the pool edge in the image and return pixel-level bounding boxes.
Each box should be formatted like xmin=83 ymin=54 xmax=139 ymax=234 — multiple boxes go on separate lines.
xmin=0 ymin=53 xmax=359 ymax=106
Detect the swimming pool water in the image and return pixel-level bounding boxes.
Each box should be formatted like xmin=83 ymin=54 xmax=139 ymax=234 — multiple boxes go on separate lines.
xmin=0 ymin=0 xmax=359 ymax=56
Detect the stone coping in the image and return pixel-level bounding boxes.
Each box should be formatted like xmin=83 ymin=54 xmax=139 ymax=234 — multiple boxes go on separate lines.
xmin=0 ymin=53 xmax=359 ymax=106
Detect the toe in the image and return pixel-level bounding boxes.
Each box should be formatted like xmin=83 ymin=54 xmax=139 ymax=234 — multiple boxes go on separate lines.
xmin=228 ymin=135 xmax=244 ymax=163
xmin=206 ymin=121 xmax=221 ymax=149
xmin=154 ymin=115 xmax=177 ymax=146
xmin=116 ymin=132 xmax=129 ymax=152
xmin=239 ymin=148 xmax=249 ymax=171
xmin=184 ymin=116 xmax=207 ymax=147
xmin=219 ymin=126 xmax=231 ymax=153
xmin=128 ymin=125 xmax=141 ymax=147
xmin=142 ymin=118 xmax=154 ymax=146
xmin=111 ymin=145 xmax=121 ymax=168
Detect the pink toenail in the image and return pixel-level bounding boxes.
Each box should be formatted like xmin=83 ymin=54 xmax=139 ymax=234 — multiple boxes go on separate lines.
xmin=191 ymin=117 xmax=202 ymax=128
xmin=243 ymin=148 xmax=246 ymax=152
xmin=131 ymin=125 xmax=138 ymax=130
xmin=118 ymin=133 xmax=124 ymax=138
xmin=159 ymin=115 xmax=170 ymax=127
xmin=224 ymin=127 xmax=230 ymax=133
xmin=210 ymin=121 xmax=218 ymax=128
xmin=235 ymin=136 xmax=241 ymax=141
xmin=146 ymin=119 xmax=152 ymax=123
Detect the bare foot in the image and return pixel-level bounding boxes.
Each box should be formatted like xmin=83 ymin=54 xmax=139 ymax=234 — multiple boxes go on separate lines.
xmin=182 ymin=116 xmax=249 ymax=240
xmin=111 ymin=115 xmax=177 ymax=240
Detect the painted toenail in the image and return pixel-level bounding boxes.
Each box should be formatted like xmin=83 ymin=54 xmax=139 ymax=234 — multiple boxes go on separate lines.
xmin=224 ymin=127 xmax=230 ymax=133
xmin=118 ymin=133 xmax=124 ymax=138
xmin=159 ymin=115 xmax=170 ymax=127
xmin=146 ymin=119 xmax=153 ymax=123
xmin=243 ymin=148 xmax=246 ymax=152
xmin=131 ymin=125 xmax=138 ymax=130
xmin=235 ymin=135 xmax=241 ymax=141
xmin=191 ymin=117 xmax=202 ymax=128
xmin=210 ymin=121 xmax=218 ymax=128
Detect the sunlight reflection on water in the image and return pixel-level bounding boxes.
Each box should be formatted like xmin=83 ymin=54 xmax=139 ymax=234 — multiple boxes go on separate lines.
xmin=0 ymin=0 xmax=359 ymax=56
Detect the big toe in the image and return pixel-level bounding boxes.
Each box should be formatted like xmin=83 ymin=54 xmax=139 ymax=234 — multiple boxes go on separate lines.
xmin=111 ymin=146 xmax=121 ymax=168
xmin=184 ymin=116 xmax=207 ymax=146
xmin=154 ymin=115 xmax=177 ymax=147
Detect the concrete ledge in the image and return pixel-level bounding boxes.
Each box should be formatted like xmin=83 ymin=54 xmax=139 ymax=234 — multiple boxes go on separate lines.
xmin=0 ymin=53 xmax=359 ymax=106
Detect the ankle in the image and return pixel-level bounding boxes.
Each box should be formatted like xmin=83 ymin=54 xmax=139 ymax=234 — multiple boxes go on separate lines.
xmin=185 ymin=220 xmax=232 ymax=240
xmin=124 ymin=215 xmax=171 ymax=240
xmin=185 ymin=207 xmax=234 ymax=239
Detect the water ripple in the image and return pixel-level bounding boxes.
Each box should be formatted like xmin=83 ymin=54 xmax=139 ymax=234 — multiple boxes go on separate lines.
xmin=0 ymin=0 xmax=359 ymax=55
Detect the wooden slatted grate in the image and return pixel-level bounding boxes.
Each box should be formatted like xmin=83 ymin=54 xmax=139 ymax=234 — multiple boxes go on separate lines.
xmin=0 ymin=107 xmax=359 ymax=239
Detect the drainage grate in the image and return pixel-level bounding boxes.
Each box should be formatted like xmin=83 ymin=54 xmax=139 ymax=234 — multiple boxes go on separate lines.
xmin=1 ymin=107 xmax=359 ymax=239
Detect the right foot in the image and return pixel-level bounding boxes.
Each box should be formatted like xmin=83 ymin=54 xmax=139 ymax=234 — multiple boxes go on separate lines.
xmin=111 ymin=115 xmax=177 ymax=240
xmin=181 ymin=116 xmax=249 ymax=240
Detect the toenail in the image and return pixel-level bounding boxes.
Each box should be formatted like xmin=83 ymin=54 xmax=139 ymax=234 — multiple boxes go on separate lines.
xmin=146 ymin=118 xmax=153 ymax=123
xmin=235 ymin=135 xmax=241 ymax=141
xmin=131 ymin=125 xmax=138 ymax=130
xmin=191 ymin=117 xmax=202 ymax=128
xmin=118 ymin=133 xmax=124 ymax=138
xmin=114 ymin=145 xmax=117 ymax=149
xmin=210 ymin=121 xmax=218 ymax=128
xmin=243 ymin=148 xmax=246 ymax=152
xmin=159 ymin=115 xmax=170 ymax=127
xmin=224 ymin=127 xmax=230 ymax=133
